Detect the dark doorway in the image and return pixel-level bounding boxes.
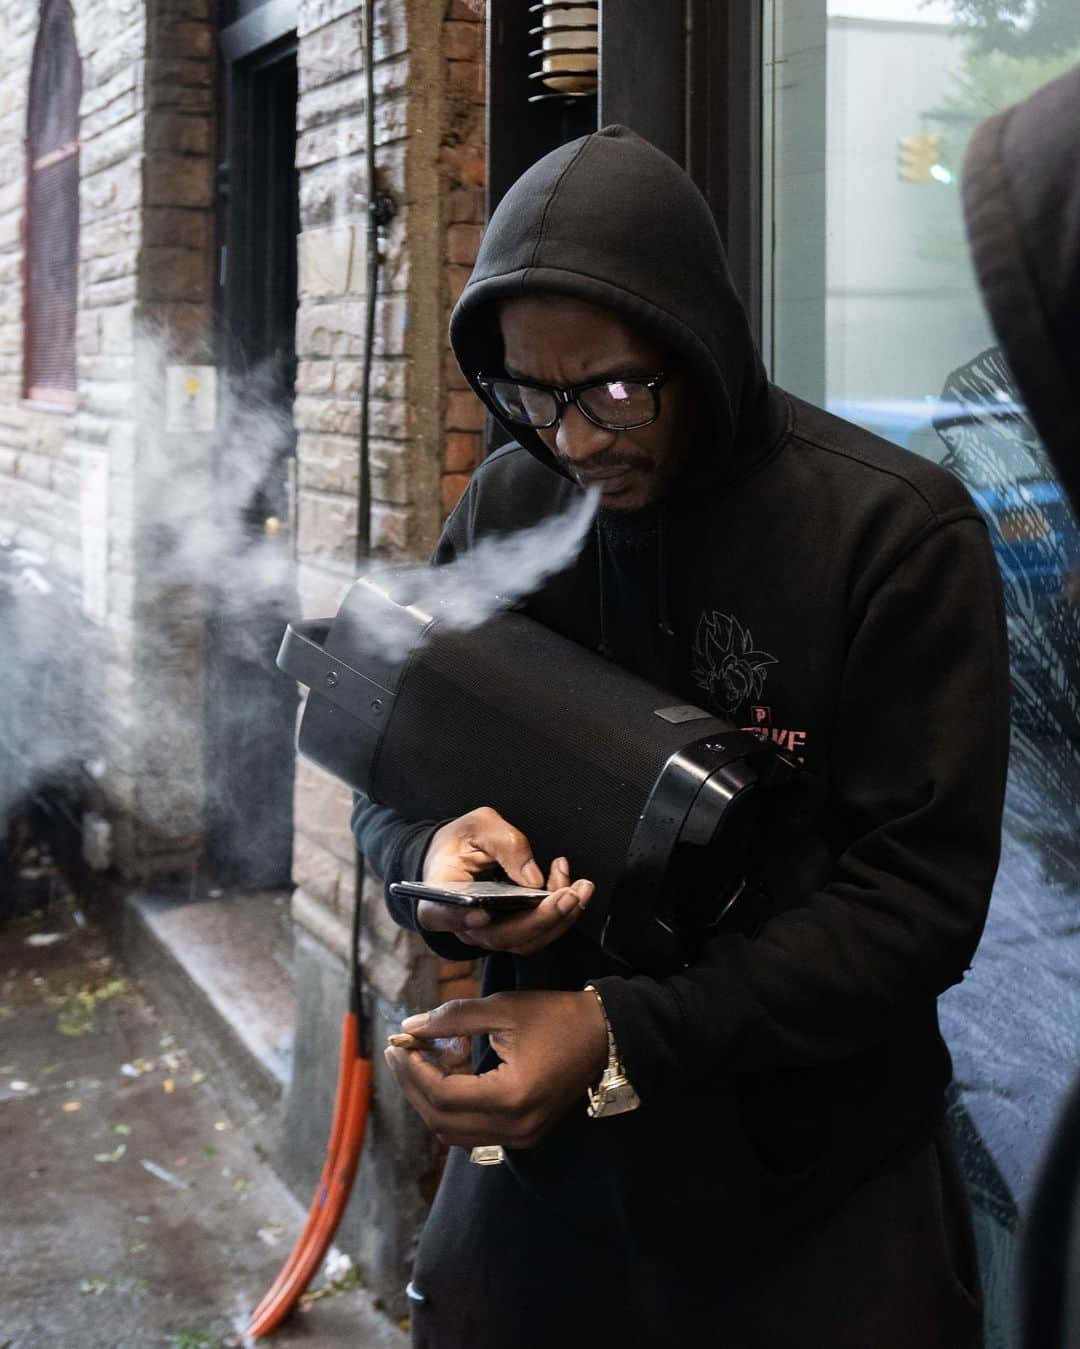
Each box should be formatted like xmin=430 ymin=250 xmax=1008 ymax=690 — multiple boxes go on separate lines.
xmin=208 ymin=28 xmax=299 ymax=887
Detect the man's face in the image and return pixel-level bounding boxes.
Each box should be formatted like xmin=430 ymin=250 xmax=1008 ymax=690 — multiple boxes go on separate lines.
xmin=496 ymin=294 xmax=695 ymax=512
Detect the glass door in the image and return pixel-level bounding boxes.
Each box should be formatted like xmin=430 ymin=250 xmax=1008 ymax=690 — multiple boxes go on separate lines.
xmin=762 ymin=6 xmax=1080 ymax=1343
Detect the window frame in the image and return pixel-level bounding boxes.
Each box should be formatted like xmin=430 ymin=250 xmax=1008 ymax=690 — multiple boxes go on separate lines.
xmin=22 ymin=0 xmax=82 ymax=412
xmin=686 ymin=0 xmax=764 ymax=344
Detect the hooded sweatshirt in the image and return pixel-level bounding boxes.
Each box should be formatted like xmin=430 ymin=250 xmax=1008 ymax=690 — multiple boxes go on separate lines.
xmin=353 ymin=125 xmax=1008 ymax=1343
xmin=963 ymin=65 xmax=1080 ymax=517
xmin=962 ymin=65 xmax=1080 ymax=1349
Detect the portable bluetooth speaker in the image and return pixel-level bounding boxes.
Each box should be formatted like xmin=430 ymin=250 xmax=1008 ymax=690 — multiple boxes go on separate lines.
xmin=277 ymin=574 xmax=797 ymax=974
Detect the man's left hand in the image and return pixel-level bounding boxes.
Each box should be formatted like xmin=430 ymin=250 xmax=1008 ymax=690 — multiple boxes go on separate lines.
xmin=384 ymin=990 xmax=609 ymax=1150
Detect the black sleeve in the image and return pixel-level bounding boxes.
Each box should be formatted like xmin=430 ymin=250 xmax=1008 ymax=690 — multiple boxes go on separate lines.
xmin=591 ymin=518 xmax=1010 ymax=1100
xmin=351 ymin=478 xmax=479 ymax=961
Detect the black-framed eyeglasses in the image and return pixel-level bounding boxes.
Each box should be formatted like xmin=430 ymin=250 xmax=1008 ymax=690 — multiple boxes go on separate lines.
xmin=477 ymin=371 xmax=669 ymax=432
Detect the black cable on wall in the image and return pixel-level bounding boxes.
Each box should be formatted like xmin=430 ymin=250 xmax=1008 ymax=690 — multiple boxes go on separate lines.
xmin=353 ymin=0 xmax=396 ymax=1027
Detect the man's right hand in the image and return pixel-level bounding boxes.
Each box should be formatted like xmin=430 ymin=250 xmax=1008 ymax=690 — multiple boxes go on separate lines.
xmin=417 ymin=806 xmax=593 ymax=957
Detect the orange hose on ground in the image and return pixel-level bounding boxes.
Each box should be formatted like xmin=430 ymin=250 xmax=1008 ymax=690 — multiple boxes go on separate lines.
xmin=247 ymin=1012 xmax=357 ymax=1325
xmin=247 ymin=1013 xmax=372 ymax=1337
xmin=247 ymin=1053 xmax=373 ymax=1336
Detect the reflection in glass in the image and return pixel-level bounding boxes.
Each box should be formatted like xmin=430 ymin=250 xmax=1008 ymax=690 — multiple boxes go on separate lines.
xmin=935 ymin=348 xmax=1080 ymax=798
xmin=764 ymin=5 xmax=1080 ymax=1344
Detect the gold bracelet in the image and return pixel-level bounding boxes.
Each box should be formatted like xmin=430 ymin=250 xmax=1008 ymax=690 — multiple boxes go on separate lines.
xmin=583 ymin=983 xmax=640 ymax=1118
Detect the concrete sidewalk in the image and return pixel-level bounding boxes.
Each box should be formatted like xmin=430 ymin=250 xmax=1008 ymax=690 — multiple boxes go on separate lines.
xmin=0 ymin=897 xmax=408 ymax=1349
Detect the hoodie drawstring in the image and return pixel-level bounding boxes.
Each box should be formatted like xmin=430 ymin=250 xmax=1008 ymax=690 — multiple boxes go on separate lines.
xmin=595 ymin=511 xmax=675 ymax=664
xmin=656 ymin=506 xmax=675 ymax=640
xmin=596 ymin=517 xmax=612 ymax=659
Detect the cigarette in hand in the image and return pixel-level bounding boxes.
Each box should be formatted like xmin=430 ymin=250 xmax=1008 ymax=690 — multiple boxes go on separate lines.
xmin=387 ymin=1032 xmax=423 ymax=1050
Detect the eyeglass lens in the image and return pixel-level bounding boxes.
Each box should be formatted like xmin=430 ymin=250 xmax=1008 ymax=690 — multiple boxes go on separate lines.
xmin=577 ymin=380 xmax=655 ymax=427
xmin=487 ymin=379 xmax=656 ymax=429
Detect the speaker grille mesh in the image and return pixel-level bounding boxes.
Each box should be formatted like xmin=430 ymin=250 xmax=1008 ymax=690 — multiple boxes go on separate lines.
xmin=371 ymin=612 xmax=728 ymax=896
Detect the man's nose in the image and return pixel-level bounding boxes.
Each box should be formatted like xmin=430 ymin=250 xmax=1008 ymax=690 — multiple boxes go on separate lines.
xmin=555 ymin=403 xmax=615 ymax=464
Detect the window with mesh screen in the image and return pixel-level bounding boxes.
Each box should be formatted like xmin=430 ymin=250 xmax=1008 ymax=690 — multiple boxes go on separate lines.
xmin=24 ymin=0 xmax=81 ymax=407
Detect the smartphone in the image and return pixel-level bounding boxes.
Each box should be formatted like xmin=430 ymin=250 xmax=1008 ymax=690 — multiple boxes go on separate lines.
xmin=389 ymin=879 xmax=550 ymax=912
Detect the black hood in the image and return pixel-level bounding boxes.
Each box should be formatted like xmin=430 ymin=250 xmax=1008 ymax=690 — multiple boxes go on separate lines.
xmin=962 ymin=64 xmax=1080 ymax=515
xmin=449 ymin=125 xmax=771 ymax=483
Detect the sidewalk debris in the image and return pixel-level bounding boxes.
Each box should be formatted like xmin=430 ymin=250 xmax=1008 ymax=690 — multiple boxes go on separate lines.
xmin=2 ymin=875 xmax=405 ymax=1346
xmin=140 ymin=1158 xmax=190 ymax=1191
xmin=299 ymin=1247 xmax=363 ymax=1307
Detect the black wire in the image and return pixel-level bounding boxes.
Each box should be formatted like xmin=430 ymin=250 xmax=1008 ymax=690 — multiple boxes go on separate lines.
xmin=356 ymin=0 xmax=378 ymax=568
xmin=351 ymin=0 xmax=381 ymax=1042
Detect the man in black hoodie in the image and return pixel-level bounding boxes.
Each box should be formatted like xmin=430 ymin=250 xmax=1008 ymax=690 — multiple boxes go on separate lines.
xmin=356 ymin=125 xmax=1009 ymax=1348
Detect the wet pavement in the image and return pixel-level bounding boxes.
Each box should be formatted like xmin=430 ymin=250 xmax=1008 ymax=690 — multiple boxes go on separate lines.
xmin=0 ymin=892 xmax=407 ymax=1349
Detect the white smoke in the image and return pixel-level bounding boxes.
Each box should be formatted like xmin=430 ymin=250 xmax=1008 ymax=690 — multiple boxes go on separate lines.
xmin=0 ymin=321 xmax=598 ymax=865
xmin=0 ymin=544 xmax=89 ymax=825
xmin=134 ymin=334 xmax=296 ymax=648
xmin=0 ymin=325 xmax=298 ymax=851
xmin=347 ymin=487 xmax=600 ymax=661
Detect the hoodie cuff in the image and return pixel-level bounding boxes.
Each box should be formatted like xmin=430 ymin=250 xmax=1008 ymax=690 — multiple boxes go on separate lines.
xmin=584 ymin=974 xmax=681 ymax=1104
xmin=382 ymin=822 xmax=479 ymax=963
xmin=587 ymin=943 xmax=751 ymax=1104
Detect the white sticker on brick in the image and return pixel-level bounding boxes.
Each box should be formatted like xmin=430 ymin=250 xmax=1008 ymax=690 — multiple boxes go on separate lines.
xmin=165 ymin=364 xmax=218 ymax=433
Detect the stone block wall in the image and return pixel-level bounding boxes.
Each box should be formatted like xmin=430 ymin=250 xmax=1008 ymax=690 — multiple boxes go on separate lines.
xmin=290 ymin=0 xmax=424 ymax=976
xmin=286 ymin=0 xmax=488 ymax=1304
xmin=434 ymin=0 xmax=486 ymax=1002
xmin=0 ymin=0 xmax=488 ymax=921
xmin=1 ymin=0 xmax=490 ymax=1303
xmin=0 ymin=0 xmax=219 ymax=876
xmin=0 ymin=0 xmax=146 ymax=581
xmin=122 ymin=0 xmax=216 ymax=870
xmin=290 ymin=0 xmax=487 ymax=1001
xmin=0 ymin=0 xmax=149 ymax=873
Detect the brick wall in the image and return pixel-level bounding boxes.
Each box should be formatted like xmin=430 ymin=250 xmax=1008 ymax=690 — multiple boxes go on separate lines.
xmin=0 ymin=0 xmax=488 ymax=1309
xmin=291 ymin=0 xmax=419 ymax=976
xmin=434 ymin=0 xmax=485 ymax=1001
xmin=287 ymin=0 xmax=488 ymax=1302
xmin=439 ymin=0 xmax=486 ymax=517
xmin=1 ymin=0 xmax=486 ymax=960
xmin=288 ymin=1 xmax=487 ymax=1160
xmin=0 ymin=0 xmax=488 ymax=900
xmin=290 ymin=0 xmax=488 ymax=985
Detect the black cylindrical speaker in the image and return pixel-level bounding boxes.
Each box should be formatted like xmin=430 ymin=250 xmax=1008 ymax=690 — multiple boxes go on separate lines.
xmin=279 ymin=575 xmax=795 ymax=973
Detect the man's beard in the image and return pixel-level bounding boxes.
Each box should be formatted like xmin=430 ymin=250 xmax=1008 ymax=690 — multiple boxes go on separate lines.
xmin=591 ymin=438 xmax=695 ymax=534
xmin=553 ymin=395 xmax=700 ymax=523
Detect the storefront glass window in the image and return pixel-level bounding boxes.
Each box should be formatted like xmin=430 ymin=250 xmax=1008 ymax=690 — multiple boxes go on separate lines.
xmin=763 ymin=3 xmax=1080 ymax=1341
